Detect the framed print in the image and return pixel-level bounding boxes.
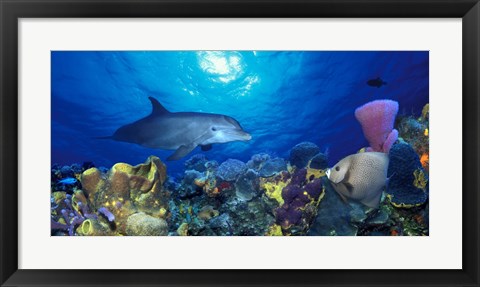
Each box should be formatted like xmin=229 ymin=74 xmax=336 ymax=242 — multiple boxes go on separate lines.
xmin=1 ymin=0 xmax=479 ymax=286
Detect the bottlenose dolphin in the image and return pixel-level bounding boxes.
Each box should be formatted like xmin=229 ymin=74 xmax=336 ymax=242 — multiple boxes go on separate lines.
xmin=99 ymin=97 xmax=252 ymax=161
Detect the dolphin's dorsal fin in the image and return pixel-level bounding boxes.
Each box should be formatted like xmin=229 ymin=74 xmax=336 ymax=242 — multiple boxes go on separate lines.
xmin=149 ymin=97 xmax=170 ymax=116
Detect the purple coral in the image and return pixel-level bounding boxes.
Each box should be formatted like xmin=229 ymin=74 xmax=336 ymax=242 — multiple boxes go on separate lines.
xmin=57 ymin=198 xmax=85 ymax=236
xmin=98 ymin=207 xmax=115 ymax=222
xmin=355 ymin=99 xmax=399 ymax=153
xmin=290 ymin=168 xmax=307 ymax=186
xmin=304 ymin=178 xmax=323 ymax=200
xmin=282 ymin=177 xmax=322 ymax=208
xmin=282 ymin=185 xmax=304 ymax=205
xmin=51 ymin=193 xmax=98 ymax=236
xmin=275 ymin=206 xmax=303 ymax=229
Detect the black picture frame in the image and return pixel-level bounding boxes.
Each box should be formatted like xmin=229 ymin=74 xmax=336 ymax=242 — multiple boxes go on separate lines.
xmin=1 ymin=0 xmax=479 ymax=286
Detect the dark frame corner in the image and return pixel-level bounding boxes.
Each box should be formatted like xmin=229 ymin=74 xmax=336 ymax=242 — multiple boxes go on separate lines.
xmin=1 ymin=0 xmax=479 ymax=286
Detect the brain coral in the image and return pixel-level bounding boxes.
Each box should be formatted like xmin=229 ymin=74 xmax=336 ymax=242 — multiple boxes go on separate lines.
xmin=289 ymin=142 xmax=320 ymax=168
xmin=216 ymin=159 xmax=247 ymax=181
xmin=387 ymin=143 xmax=428 ymax=207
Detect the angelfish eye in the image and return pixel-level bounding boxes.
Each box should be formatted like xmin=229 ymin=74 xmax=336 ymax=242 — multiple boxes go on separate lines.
xmin=335 ymin=166 xmax=340 ymax=171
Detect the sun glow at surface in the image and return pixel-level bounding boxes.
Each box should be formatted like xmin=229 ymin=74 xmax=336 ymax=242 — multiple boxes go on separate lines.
xmin=197 ymin=51 xmax=244 ymax=83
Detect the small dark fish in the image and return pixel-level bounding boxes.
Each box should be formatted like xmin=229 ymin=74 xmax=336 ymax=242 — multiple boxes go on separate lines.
xmin=367 ymin=77 xmax=387 ymax=88
xmin=58 ymin=177 xmax=77 ymax=185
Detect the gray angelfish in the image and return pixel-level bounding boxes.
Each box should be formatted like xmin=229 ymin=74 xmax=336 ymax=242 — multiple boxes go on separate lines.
xmin=98 ymin=97 xmax=252 ymax=161
xmin=326 ymin=152 xmax=389 ymax=208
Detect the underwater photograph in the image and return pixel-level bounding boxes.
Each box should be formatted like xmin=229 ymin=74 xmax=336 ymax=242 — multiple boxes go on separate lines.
xmin=51 ymin=51 xmax=429 ymax=236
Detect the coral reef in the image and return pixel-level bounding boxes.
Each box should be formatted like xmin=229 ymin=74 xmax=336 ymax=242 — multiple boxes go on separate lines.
xmin=258 ymin=158 xmax=287 ymax=178
xmin=177 ymin=222 xmax=189 ymax=236
xmin=307 ymin=182 xmax=359 ymax=236
xmin=51 ymin=121 xmax=428 ymax=237
xmin=126 ymin=212 xmax=168 ymax=236
xmin=355 ymin=99 xmax=399 ymax=153
xmin=289 ymin=142 xmax=320 ymax=168
xmin=216 ymin=159 xmax=247 ymax=181
xmin=274 ymin=169 xmax=325 ymax=234
xmin=387 ymin=143 xmax=428 ymax=208
xmin=260 ymin=171 xmax=291 ymax=206
xmin=235 ymin=169 xmax=260 ymax=201
xmin=51 ymin=156 xmax=170 ymax=236
xmin=76 ymin=218 xmax=111 ymax=236
xmin=51 ymin=162 xmax=91 ymax=193
xmin=419 ymin=103 xmax=429 ymax=122
xmin=184 ymin=154 xmax=208 ymax=172
xmin=194 ymin=171 xmax=220 ymax=197
xmin=259 ymin=167 xmax=326 ymax=235
xmin=308 ymin=153 xmax=328 ymax=170
xmin=265 ymin=224 xmax=283 ymax=236
xmin=246 ymin=153 xmax=271 ymax=171
xmin=396 ymin=103 xmax=429 ymax=171
xmin=223 ymin=200 xmax=275 ymax=235
xmin=197 ymin=205 xmax=220 ymax=220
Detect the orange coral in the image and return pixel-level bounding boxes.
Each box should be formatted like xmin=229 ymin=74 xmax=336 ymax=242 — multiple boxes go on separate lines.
xmin=420 ymin=153 xmax=429 ymax=171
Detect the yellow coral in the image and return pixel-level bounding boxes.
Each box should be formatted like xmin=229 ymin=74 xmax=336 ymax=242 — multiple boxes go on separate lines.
xmin=421 ymin=103 xmax=429 ymax=121
xmin=158 ymin=207 xmax=167 ymax=218
xmin=306 ymin=167 xmax=326 ymax=180
xmin=52 ymin=191 xmax=66 ymax=205
xmin=265 ymin=224 xmax=283 ymax=236
xmin=71 ymin=190 xmax=88 ymax=214
xmin=314 ymin=186 xmax=326 ymax=207
xmin=77 ymin=219 xmax=94 ymax=236
xmin=413 ymin=169 xmax=428 ymax=190
xmin=387 ymin=194 xmax=424 ymax=208
xmin=79 ymin=156 xmax=169 ymax=236
xmin=76 ymin=219 xmax=110 ymax=236
xmin=194 ymin=178 xmax=206 ymax=187
xmin=80 ymin=167 xmax=104 ymax=196
xmin=261 ymin=180 xmax=288 ymax=206
xmin=177 ymin=222 xmax=189 ymax=236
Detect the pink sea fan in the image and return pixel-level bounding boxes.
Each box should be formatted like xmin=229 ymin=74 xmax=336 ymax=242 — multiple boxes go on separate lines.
xmin=355 ymin=99 xmax=399 ymax=153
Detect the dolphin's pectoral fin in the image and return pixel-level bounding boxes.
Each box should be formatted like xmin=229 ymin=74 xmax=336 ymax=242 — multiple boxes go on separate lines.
xmin=201 ymin=144 xmax=212 ymax=151
xmin=167 ymin=144 xmax=197 ymax=161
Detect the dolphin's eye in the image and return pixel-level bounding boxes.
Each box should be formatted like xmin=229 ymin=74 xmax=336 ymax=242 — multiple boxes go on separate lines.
xmin=211 ymin=127 xmax=217 ymax=131
xmin=335 ymin=166 xmax=340 ymax=171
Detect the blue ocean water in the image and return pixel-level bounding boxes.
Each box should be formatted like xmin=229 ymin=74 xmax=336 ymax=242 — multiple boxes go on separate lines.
xmin=51 ymin=51 xmax=428 ymax=176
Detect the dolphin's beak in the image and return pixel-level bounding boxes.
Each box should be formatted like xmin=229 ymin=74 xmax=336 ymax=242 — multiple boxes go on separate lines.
xmin=224 ymin=129 xmax=252 ymax=141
